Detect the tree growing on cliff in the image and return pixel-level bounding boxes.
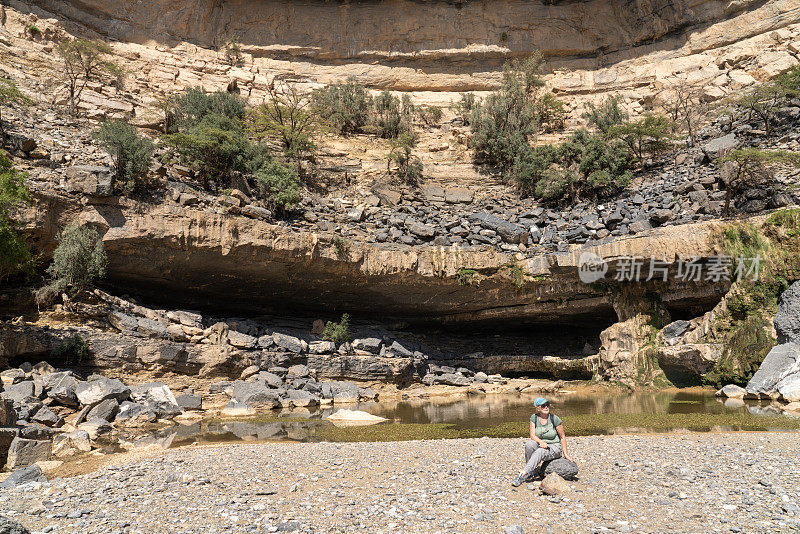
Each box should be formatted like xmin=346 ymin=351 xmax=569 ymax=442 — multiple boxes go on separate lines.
xmin=664 ymin=80 xmax=705 ymax=147
xmin=311 ymin=79 xmax=372 ymax=135
xmin=387 ymin=133 xmax=423 ymax=184
xmin=45 ymin=223 xmax=107 ymax=295
xmin=0 ymin=152 xmax=33 ymax=283
xmin=255 ymin=160 xmax=301 ymax=214
xmin=607 ymin=113 xmax=675 ymax=166
xmin=56 ymin=39 xmax=125 ymax=115
xmin=0 ymin=77 xmax=34 ymax=147
xmin=373 ymin=91 xmax=414 ymax=139
xmin=323 ymin=313 xmax=351 ymax=345
xmin=248 ymin=82 xmax=318 ymax=169
xmin=93 ymin=119 xmax=155 ymax=194
xmin=717 ymin=148 xmax=800 ymax=215
xmin=469 ymin=54 xmax=545 ymax=173
xmin=582 ymin=94 xmax=627 ymax=135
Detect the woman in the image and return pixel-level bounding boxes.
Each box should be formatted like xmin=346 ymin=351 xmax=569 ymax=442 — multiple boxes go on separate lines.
xmin=511 ymin=397 xmax=575 ymax=486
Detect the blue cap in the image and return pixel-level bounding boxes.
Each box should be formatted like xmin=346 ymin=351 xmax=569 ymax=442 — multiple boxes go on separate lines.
xmin=534 ymin=397 xmax=549 ymax=407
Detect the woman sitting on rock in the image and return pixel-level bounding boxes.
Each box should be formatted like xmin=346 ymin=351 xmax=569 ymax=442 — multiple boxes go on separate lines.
xmin=511 ymin=397 xmax=575 ymax=486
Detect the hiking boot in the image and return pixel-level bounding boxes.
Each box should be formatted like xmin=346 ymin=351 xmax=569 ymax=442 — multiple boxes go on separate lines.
xmin=511 ymin=473 xmax=525 ymax=487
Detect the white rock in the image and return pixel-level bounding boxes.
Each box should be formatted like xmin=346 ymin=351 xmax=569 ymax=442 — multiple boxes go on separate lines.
xmin=326 ymin=409 xmax=388 ymax=427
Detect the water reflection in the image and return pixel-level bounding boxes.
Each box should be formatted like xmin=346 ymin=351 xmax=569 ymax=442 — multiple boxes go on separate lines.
xmin=120 ymin=390 xmax=792 ymax=449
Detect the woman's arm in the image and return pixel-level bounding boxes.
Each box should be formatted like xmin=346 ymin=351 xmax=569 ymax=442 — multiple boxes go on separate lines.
xmin=556 ymin=424 xmax=574 ymax=462
xmin=530 ymin=421 xmax=548 ymax=447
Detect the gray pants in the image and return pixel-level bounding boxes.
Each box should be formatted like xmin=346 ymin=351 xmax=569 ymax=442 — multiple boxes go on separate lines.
xmin=522 ymin=440 xmax=562 ymax=478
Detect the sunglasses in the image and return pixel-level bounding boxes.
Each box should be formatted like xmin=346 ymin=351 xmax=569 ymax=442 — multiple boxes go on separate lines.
xmin=538 ymin=403 xmax=550 ymax=408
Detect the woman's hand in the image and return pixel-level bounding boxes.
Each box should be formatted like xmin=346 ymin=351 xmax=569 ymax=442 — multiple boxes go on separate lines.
xmin=540 ymin=442 xmax=549 ymax=449
xmin=563 ymin=453 xmax=575 ymax=463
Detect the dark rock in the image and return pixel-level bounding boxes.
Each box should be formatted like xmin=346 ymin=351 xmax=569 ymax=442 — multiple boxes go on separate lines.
xmin=256 ymin=371 xmax=284 ymax=388
xmin=0 ymin=464 xmax=46 ymax=491
xmin=662 ymin=320 xmax=690 ymax=342
xmin=775 ymin=281 xmax=800 ymax=344
xmin=175 ymin=393 xmax=202 ymax=410
xmin=86 ymin=398 xmax=120 ymax=422
xmin=114 ymin=401 xmax=158 ymax=426
xmin=468 ymin=212 xmax=526 ymax=244
xmin=63 ymin=165 xmax=113 ymax=196
xmin=273 ymin=333 xmax=304 ymax=353
xmin=129 ymin=383 xmax=182 ymax=417
xmin=542 ymin=458 xmax=579 ymax=480
xmin=231 ymin=381 xmax=281 ymax=408
xmin=75 ymin=377 xmax=130 ymax=407
xmin=353 ymin=338 xmax=383 ymax=353
xmin=1 ymin=381 xmax=37 ymax=404
xmin=702 ymin=134 xmax=738 ymax=160
xmin=6 ymin=437 xmax=51 ymax=470
xmin=286 ymin=389 xmax=319 ymax=407
xmin=31 ymin=405 xmax=63 ymax=427
xmin=0 ymin=398 xmax=15 ymax=426
xmin=436 ymin=372 xmax=471 ymax=386
xmin=0 ymin=428 xmax=19 ymax=466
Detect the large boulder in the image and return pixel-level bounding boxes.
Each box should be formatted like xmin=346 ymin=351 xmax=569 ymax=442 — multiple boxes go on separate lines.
xmin=5 ymin=437 xmax=51 ymax=470
xmin=657 ymin=343 xmax=723 ymax=375
xmin=286 ymin=389 xmax=319 ymax=407
xmin=715 ymin=384 xmax=747 ymax=399
xmin=87 ymin=398 xmax=120 ymax=422
xmin=0 ymin=464 xmax=46 ymax=490
xmin=0 ymin=398 xmax=15 ymax=426
xmin=542 ymin=458 xmax=579 ymax=480
xmin=75 ymin=377 xmax=131 ymax=407
xmin=0 ymin=381 xmax=38 ymax=404
xmin=63 ymin=165 xmax=114 ymax=196
xmin=129 ymin=383 xmax=182 ymax=417
xmin=468 ymin=212 xmax=526 ymax=244
xmin=114 ymin=401 xmax=158 ymax=427
xmin=231 ymin=381 xmax=281 ymax=409
xmin=0 ymin=428 xmax=19 ymax=466
xmin=175 ymin=392 xmax=202 ymax=410
xmin=30 ymin=405 xmax=63 ymax=427
xmin=702 ymin=134 xmax=738 ymax=160
xmin=774 ymin=281 xmax=800 ymax=344
xmin=745 ymin=343 xmax=800 ymax=401
xmin=52 ymin=430 xmax=92 ymax=457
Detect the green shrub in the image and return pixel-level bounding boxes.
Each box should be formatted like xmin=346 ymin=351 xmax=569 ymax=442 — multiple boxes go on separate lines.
xmin=255 ymin=161 xmax=301 ymax=213
xmin=333 ymin=236 xmax=348 ymax=257
xmin=0 ymin=152 xmax=33 ymax=282
xmin=388 ymin=134 xmax=423 ymax=184
xmin=0 ymin=77 xmax=34 ymax=145
xmin=163 ymin=87 xmax=246 ymax=134
xmin=249 ymin=83 xmax=318 ymax=164
xmin=311 ymin=79 xmax=372 ymax=135
xmin=45 ymin=224 xmax=107 ymax=295
xmin=537 ymin=92 xmax=567 ymax=132
xmin=373 ymin=91 xmax=413 ymax=139
xmin=582 ymin=94 xmax=627 ymax=135
xmin=453 ymin=93 xmax=479 ymax=125
xmin=469 ymin=55 xmax=544 ymax=173
xmin=52 ymin=335 xmax=90 ymax=365
xmin=221 ymin=35 xmax=243 ymax=66
xmin=27 ymin=25 xmax=41 ymax=36
xmin=323 ymin=313 xmax=351 ymax=344
xmin=607 ymin=113 xmax=674 ymax=164
xmin=417 ymin=105 xmax=443 ymax=126
xmin=93 ymin=119 xmax=155 ymax=193
xmin=513 ymin=129 xmax=632 ymax=202
xmin=457 ymin=268 xmax=478 ymax=286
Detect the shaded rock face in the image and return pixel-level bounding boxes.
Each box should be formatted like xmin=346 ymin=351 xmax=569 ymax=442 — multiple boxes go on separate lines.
xmin=34 ymin=0 xmax=768 ymax=66
xmin=746 ymin=343 xmax=800 ymax=401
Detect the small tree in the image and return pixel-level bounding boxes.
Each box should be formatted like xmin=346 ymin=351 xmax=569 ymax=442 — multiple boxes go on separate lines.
xmin=46 ymin=224 xmax=107 ymax=295
xmin=731 ymin=83 xmax=791 ymax=138
xmin=607 ymin=113 xmax=674 ymax=166
xmin=373 ymin=91 xmax=414 ymax=139
xmin=717 ymin=148 xmax=800 ymax=215
xmin=56 ymin=39 xmax=124 ymax=115
xmin=453 ymin=93 xmax=479 ymax=125
xmin=255 ymin=160 xmax=301 ymax=214
xmin=536 ymin=92 xmax=567 ymax=132
xmin=221 ymin=35 xmax=244 ymax=66
xmin=310 ymin=79 xmax=372 ymax=135
xmin=416 ymin=105 xmax=443 ymax=126
xmin=665 ymin=80 xmax=705 ymax=147
xmin=0 ymin=78 xmax=34 ymax=146
xmin=249 ymin=82 xmax=318 ymax=168
xmin=162 ymin=87 xmax=246 ymax=133
xmin=0 ymin=152 xmax=33 ymax=282
xmin=322 ymin=313 xmax=351 ymax=345
xmin=582 ymin=94 xmax=627 ymax=135
xmin=93 ymin=120 xmax=155 ymax=194
xmin=469 ymin=55 xmax=545 ymax=173
xmin=388 ymin=133 xmax=423 ymax=184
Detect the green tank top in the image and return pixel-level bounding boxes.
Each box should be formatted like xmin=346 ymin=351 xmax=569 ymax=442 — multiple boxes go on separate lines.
xmin=530 ymin=413 xmax=562 ymax=445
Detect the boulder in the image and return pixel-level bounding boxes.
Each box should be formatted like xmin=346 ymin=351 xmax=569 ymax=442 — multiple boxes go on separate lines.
xmin=78 ymin=418 xmax=113 ymax=440
xmin=1 ymin=381 xmax=37 ymax=404
xmin=468 ymin=212 xmax=526 ymax=244
xmin=52 ymin=430 xmax=92 ymax=457
xmin=540 ymin=472 xmax=571 ymax=495
xmin=5 ymin=437 xmax=51 ymax=470
xmin=657 ymin=343 xmax=723 ymax=375
xmin=474 ymin=372 xmax=489 ymax=383
xmin=352 ymin=338 xmax=383 ymax=354
xmin=0 ymin=428 xmax=19 ymax=465
xmin=63 ymin=165 xmax=114 ymax=196
xmin=0 ymin=398 xmax=15 ymax=426
xmin=702 ymin=134 xmax=738 ymax=160
xmin=436 ymin=372 xmax=472 ymax=386
xmin=287 ymin=364 xmax=311 ymax=379
xmin=228 ymin=331 xmax=258 ymax=349
xmin=221 ymin=400 xmax=256 ymax=416
xmin=75 ymin=377 xmax=131 ymax=407
xmin=774 ymin=281 xmax=800 ymax=344
xmin=114 ymin=401 xmax=158 ymax=427
xmin=231 ymin=381 xmax=281 ymax=408
xmin=746 ymin=343 xmax=800 ymax=400
xmin=662 ymin=320 xmax=690 ymax=343
xmin=272 ymin=333 xmax=304 ymax=353
xmin=256 ymin=371 xmax=284 ymax=389
xmin=542 ymin=458 xmax=579 ymax=480
xmin=31 ymin=405 xmax=63 ymax=427
xmin=326 ymin=409 xmax=387 ymax=426
xmin=86 ymin=398 xmax=120 ymax=422
xmin=129 ymin=383 xmax=182 ymax=417
xmin=0 ymin=369 xmax=26 ymax=386
xmin=715 ymin=384 xmax=747 ymax=398
xmin=175 ymin=392 xmax=203 ymax=410
xmin=286 ymin=389 xmax=319 ymax=407
xmin=308 ymin=341 xmax=336 ymax=354
xmin=0 ymin=464 xmax=46 ymax=490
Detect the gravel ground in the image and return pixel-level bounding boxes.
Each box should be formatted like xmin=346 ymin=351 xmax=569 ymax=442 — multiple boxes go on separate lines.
xmin=3 ymin=432 xmax=800 ymax=534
